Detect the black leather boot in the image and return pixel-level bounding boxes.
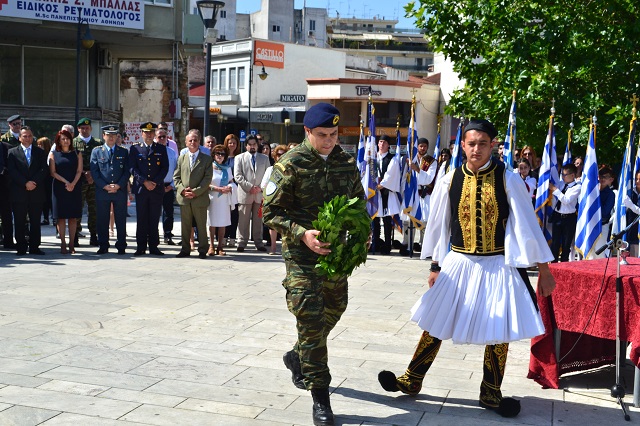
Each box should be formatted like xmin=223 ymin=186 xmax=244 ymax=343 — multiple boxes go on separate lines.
xmin=311 ymin=388 xmax=334 ymax=426
xmin=282 ymin=350 xmax=306 ymax=389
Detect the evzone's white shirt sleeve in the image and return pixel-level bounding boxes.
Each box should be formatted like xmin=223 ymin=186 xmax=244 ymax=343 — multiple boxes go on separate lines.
xmin=417 ymin=160 xmax=438 ymax=186
xmin=420 ymin=169 xmax=453 ymax=261
xmin=420 ymin=169 xmax=554 ymax=266
xmin=379 ymin=156 xmax=402 ymax=193
xmin=504 ymin=171 xmax=555 ymax=267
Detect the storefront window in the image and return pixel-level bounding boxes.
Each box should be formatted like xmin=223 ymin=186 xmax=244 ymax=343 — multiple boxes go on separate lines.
xmin=0 ymin=45 xmax=22 ymax=104
xmin=24 ymin=46 xmax=86 ymax=107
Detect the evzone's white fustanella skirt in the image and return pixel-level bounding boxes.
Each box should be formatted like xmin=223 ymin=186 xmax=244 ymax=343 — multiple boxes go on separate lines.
xmin=411 ymin=251 xmax=545 ymax=345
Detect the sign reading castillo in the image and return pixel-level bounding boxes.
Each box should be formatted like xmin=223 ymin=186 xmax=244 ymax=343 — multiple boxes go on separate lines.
xmin=280 ymin=94 xmax=306 ymax=102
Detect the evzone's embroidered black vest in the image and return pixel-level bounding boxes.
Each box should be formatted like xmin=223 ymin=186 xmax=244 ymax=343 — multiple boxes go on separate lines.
xmin=449 ymin=159 xmax=509 ymax=255
xmin=377 ymin=154 xmax=392 ymax=209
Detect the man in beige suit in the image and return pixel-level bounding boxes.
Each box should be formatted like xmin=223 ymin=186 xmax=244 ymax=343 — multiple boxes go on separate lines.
xmin=233 ymin=134 xmax=270 ymax=252
xmin=173 ymin=129 xmax=213 ymax=259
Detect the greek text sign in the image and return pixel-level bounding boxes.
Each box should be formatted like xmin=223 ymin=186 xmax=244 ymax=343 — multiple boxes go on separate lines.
xmin=0 ymin=0 xmax=145 ymax=30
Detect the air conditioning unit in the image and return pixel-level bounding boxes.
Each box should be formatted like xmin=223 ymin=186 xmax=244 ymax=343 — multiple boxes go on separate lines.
xmin=307 ymin=30 xmax=314 ymax=37
xmin=98 ymin=48 xmax=112 ymax=69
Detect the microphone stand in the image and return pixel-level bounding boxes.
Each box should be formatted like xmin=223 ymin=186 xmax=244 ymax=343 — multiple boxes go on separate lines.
xmin=591 ymin=215 xmax=640 ymax=421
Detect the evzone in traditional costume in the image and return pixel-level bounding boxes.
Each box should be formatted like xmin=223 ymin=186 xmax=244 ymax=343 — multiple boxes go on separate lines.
xmin=379 ymin=148 xmax=554 ymax=417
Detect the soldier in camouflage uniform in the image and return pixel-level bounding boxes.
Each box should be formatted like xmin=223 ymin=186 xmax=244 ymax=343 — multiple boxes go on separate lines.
xmin=73 ymin=118 xmax=102 ymax=246
xmin=263 ymin=103 xmax=365 ymax=426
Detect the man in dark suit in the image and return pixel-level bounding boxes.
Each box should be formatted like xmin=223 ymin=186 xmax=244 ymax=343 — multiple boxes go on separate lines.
xmin=90 ymin=125 xmax=131 ymax=255
xmin=0 ymin=114 xmax=22 ymax=249
xmin=7 ymin=126 xmax=47 ymax=255
xmin=174 ymin=129 xmax=213 ymax=259
xmin=129 ymin=122 xmax=169 ymax=256
xmin=73 ymin=117 xmax=102 ymax=247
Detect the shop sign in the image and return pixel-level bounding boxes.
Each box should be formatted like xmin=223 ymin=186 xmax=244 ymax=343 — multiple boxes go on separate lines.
xmin=0 ymin=0 xmax=145 ymax=30
xmin=355 ymin=86 xmax=382 ymax=96
xmin=280 ymin=94 xmax=306 ymax=102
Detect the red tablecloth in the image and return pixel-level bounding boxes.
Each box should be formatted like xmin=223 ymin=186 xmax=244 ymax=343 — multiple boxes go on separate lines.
xmin=528 ymin=257 xmax=640 ymax=389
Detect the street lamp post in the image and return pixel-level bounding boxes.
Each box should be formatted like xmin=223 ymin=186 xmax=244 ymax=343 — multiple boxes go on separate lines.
xmin=197 ymin=0 xmax=225 ymax=138
xmin=74 ymin=6 xmax=94 ymax=128
xmin=247 ymin=59 xmax=268 ymax=135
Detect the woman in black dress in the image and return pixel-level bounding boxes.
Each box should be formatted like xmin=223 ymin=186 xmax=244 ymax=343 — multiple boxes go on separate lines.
xmin=49 ymin=130 xmax=83 ymax=254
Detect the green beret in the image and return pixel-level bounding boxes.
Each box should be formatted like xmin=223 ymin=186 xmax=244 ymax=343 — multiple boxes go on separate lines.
xmin=77 ymin=118 xmax=91 ymax=127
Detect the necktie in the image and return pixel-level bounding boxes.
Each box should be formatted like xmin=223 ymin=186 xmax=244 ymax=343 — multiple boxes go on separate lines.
xmin=109 ymin=147 xmax=114 ymax=160
xmin=25 ymin=147 xmax=31 ymax=165
xmin=190 ymin=153 xmax=196 ymax=169
xmin=555 ymin=185 xmax=570 ymax=212
xmin=251 ymin=154 xmax=256 ymax=169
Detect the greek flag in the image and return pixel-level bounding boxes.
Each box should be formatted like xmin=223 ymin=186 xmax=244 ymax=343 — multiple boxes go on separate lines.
xmin=433 ymin=121 xmax=441 ymax=160
xmin=357 ymin=121 xmax=365 ymax=175
xmin=534 ymin=115 xmax=560 ymax=243
xmin=448 ymin=120 xmax=464 ymax=172
xmin=575 ymin=120 xmax=602 ymax=259
xmin=363 ymin=100 xmax=379 ymax=218
xmin=394 ymin=125 xmax=403 ymax=173
xmin=612 ymin=116 xmax=636 ymax=237
xmin=392 ymin=127 xmax=403 ymax=232
xmin=563 ymin=124 xmax=573 ymax=167
xmin=402 ymin=99 xmax=423 ymax=229
xmin=503 ymin=93 xmax=516 ymax=170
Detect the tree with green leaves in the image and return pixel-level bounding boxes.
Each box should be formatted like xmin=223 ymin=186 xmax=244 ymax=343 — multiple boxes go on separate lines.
xmin=406 ymin=0 xmax=640 ymax=164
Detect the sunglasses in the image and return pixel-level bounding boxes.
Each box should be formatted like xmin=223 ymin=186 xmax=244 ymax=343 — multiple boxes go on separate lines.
xmin=156 ymin=135 xmax=167 ymax=139
xmin=214 ymin=152 xmax=225 ymax=156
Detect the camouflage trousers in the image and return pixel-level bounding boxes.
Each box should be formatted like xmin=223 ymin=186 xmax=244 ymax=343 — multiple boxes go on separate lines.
xmin=283 ymin=258 xmax=348 ymax=390
xmin=78 ymin=182 xmax=97 ymax=236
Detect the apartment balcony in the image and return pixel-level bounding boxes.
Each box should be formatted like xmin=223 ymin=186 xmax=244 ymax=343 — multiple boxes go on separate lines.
xmin=211 ymin=89 xmax=240 ymax=103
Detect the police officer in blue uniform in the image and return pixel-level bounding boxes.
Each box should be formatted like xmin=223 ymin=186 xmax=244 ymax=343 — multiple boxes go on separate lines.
xmin=90 ymin=125 xmax=130 ymax=255
xmin=129 ymin=122 xmax=169 ymax=256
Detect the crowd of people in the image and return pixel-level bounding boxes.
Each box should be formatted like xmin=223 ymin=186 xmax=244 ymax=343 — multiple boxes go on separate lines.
xmin=0 ymin=115 xmax=290 ymax=258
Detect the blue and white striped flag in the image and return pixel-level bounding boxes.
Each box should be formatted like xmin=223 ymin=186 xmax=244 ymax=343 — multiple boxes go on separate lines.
xmin=363 ymin=100 xmax=379 ymax=218
xmin=575 ymin=120 xmax=602 ymax=259
xmin=448 ymin=120 xmax=464 ymax=172
xmin=534 ymin=114 xmax=560 ymax=243
xmin=433 ymin=120 xmax=441 ymax=160
xmin=394 ymin=125 xmax=403 ymax=173
xmin=391 ymin=126 xmax=403 ymax=233
xmin=402 ymin=99 xmax=423 ymax=229
xmin=563 ymin=123 xmax=573 ymax=167
xmin=503 ymin=92 xmax=516 ymax=170
xmin=357 ymin=120 xmax=366 ymax=175
xmin=612 ymin=116 xmax=636 ymax=237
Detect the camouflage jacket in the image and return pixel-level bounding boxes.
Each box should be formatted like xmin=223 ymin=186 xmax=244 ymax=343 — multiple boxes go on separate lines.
xmin=73 ymin=136 xmax=102 ymax=171
xmin=263 ymin=139 xmax=364 ymax=254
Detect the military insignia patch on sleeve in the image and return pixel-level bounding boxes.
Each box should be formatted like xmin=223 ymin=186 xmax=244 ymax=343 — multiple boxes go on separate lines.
xmin=265 ymin=181 xmax=278 ymax=196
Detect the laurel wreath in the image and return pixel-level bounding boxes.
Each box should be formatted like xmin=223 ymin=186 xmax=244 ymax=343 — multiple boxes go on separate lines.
xmin=312 ymin=195 xmax=371 ymax=280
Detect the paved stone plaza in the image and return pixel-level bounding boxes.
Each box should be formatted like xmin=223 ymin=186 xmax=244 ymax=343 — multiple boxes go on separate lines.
xmin=0 ymin=216 xmax=638 ymax=425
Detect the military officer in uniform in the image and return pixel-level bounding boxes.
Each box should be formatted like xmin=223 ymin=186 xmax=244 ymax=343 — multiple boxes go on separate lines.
xmin=73 ymin=117 xmax=102 ymax=247
xmin=263 ymin=103 xmax=365 ymax=426
xmin=1 ymin=114 xmax=22 ymax=147
xmin=90 ymin=125 xmax=130 ymax=255
xmin=129 ymin=122 xmax=169 ymax=256
xmin=0 ymin=114 xmax=22 ymax=249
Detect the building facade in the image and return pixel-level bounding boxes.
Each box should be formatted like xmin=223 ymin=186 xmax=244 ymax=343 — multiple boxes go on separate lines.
xmin=0 ymin=0 xmax=200 ymax=139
